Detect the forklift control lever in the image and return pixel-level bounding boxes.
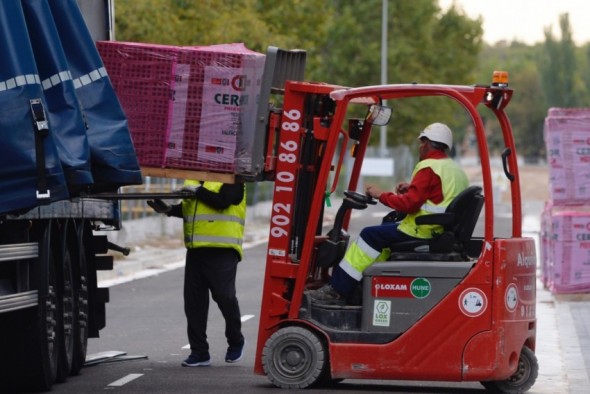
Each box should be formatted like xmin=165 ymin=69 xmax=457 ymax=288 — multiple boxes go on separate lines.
xmin=343 ymin=190 xmax=377 ymax=205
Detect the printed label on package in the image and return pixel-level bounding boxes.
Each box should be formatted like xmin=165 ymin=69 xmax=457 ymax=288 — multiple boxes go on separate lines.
xmin=199 ymin=66 xmax=249 ymax=163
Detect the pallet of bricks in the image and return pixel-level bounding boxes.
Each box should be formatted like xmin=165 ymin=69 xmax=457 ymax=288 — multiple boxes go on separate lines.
xmin=96 ymin=41 xmax=265 ymax=182
xmin=541 ymin=108 xmax=590 ymax=294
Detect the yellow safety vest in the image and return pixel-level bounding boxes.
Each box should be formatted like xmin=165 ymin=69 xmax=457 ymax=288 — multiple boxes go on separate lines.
xmin=397 ymin=158 xmax=468 ymax=239
xmin=181 ymin=180 xmax=246 ymax=259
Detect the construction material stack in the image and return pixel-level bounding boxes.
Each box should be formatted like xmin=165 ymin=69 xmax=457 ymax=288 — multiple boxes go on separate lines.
xmin=97 ymin=41 xmax=265 ymax=179
xmin=541 ymin=107 xmax=590 ymax=294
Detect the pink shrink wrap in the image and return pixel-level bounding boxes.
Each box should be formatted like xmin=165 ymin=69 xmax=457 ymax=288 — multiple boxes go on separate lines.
xmin=541 ymin=206 xmax=590 ymax=294
xmin=97 ymin=41 xmax=265 ymax=177
xmin=544 ymin=109 xmax=590 ymax=205
xmin=549 ymin=240 xmax=590 ymax=293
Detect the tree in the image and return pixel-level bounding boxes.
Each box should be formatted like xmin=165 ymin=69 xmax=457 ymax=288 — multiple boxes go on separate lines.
xmin=541 ymin=13 xmax=585 ymax=108
xmin=113 ymin=0 xmax=482 ymax=149
xmin=114 ymin=0 xmax=332 ymax=71
xmin=474 ymin=41 xmax=548 ymax=159
xmin=317 ymin=0 xmax=483 ymax=147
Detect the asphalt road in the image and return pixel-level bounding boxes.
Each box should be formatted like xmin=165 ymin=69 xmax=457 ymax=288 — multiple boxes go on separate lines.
xmin=46 ymin=202 xmax=509 ymax=394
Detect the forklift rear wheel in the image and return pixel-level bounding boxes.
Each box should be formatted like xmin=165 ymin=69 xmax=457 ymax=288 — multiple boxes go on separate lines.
xmin=481 ymin=347 xmax=538 ymax=393
xmin=262 ymin=326 xmax=328 ymax=389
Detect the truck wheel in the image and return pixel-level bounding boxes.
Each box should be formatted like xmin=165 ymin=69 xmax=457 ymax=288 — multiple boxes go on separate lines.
xmin=54 ymin=220 xmax=75 ymax=382
xmin=481 ymin=347 xmax=538 ymax=393
xmin=69 ymin=219 xmax=89 ymax=375
xmin=262 ymin=326 xmax=328 ymax=389
xmin=18 ymin=220 xmax=61 ymax=391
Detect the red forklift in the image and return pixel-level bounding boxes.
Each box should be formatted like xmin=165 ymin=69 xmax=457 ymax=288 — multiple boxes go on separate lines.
xmin=254 ymin=63 xmax=538 ymax=393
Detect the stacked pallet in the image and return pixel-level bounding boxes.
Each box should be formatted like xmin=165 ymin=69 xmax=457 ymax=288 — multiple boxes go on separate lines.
xmin=97 ymin=41 xmax=265 ymax=178
xmin=541 ymin=108 xmax=590 ymax=294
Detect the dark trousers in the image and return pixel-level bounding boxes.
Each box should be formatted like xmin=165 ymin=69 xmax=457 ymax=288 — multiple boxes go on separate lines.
xmin=184 ymin=247 xmax=244 ymax=355
xmin=359 ymin=221 xmax=417 ymax=250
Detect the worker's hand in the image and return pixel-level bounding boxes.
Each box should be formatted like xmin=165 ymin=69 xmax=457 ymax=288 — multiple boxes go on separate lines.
xmin=147 ymin=199 xmax=171 ymax=214
xmin=180 ymin=184 xmax=201 ymax=194
xmin=365 ymin=185 xmax=382 ymax=199
xmin=395 ymin=182 xmax=410 ymax=194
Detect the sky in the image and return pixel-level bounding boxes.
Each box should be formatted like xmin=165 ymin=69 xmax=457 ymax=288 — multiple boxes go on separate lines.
xmin=438 ymin=0 xmax=590 ymax=45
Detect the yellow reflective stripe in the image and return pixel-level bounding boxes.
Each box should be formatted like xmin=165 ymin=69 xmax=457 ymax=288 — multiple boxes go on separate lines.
xmin=184 ymin=234 xmax=243 ymax=246
xmin=341 ymin=237 xmax=381 ymax=279
xmin=421 ymin=203 xmax=446 ymax=213
xmin=356 ymin=237 xmax=381 ymax=258
xmin=339 ymin=259 xmax=363 ymax=281
xmin=183 ymin=214 xmax=245 ymax=225
xmin=0 ymin=74 xmax=40 ymax=91
xmin=182 ymin=185 xmax=200 ymax=192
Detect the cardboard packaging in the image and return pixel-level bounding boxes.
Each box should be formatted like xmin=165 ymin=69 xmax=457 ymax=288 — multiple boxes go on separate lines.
xmin=97 ymin=41 xmax=265 ymax=177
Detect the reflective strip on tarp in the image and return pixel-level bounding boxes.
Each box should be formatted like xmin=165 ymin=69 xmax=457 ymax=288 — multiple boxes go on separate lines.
xmin=1 ymin=0 xmax=143 ymax=215
xmin=22 ymin=0 xmax=94 ymax=189
xmin=0 ymin=1 xmax=68 ymax=214
xmin=48 ymin=0 xmax=142 ymax=189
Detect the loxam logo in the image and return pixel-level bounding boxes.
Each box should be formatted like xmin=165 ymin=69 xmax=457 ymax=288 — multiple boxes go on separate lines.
xmin=374 ymin=283 xmax=407 ymax=291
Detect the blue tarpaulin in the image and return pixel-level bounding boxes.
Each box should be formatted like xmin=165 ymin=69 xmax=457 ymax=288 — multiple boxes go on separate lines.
xmin=49 ymin=0 xmax=142 ymax=190
xmin=0 ymin=0 xmax=142 ymax=214
xmin=0 ymin=1 xmax=68 ymax=213
xmin=22 ymin=0 xmax=94 ymax=189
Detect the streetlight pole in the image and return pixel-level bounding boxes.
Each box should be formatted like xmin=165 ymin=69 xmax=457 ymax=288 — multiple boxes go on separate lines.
xmin=380 ymin=0 xmax=388 ymax=157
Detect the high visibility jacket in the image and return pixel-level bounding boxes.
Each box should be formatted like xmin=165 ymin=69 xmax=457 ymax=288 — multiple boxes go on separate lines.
xmin=397 ymin=158 xmax=468 ymax=239
xmin=181 ymin=180 xmax=246 ymax=260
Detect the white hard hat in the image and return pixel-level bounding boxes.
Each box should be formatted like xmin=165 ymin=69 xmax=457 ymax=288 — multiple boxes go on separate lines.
xmin=418 ymin=123 xmax=453 ymax=150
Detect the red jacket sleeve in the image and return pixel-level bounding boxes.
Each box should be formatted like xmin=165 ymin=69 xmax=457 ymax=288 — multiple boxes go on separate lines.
xmin=378 ymin=167 xmax=443 ymax=213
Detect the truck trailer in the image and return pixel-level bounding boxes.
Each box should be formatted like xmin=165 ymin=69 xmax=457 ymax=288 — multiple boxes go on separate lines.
xmin=0 ymin=0 xmax=141 ymax=390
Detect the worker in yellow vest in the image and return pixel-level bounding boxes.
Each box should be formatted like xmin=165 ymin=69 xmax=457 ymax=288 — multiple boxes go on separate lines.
xmin=148 ymin=180 xmax=246 ymax=367
xmin=308 ymin=123 xmax=468 ymax=305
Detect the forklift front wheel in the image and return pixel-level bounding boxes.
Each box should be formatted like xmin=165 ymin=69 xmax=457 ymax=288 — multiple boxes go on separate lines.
xmin=262 ymin=326 xmax=328 ymax=389
xmin=481 ymin=347 xmax=538 ymax=393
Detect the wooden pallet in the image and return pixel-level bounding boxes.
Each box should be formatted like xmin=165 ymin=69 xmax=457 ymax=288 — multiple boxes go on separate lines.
xmin=141 ymin=167 xmax=236 ymax=183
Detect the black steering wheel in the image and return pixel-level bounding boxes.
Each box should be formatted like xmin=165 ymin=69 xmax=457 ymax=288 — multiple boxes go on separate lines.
xmin=343 ymin=190 xmax=377 ymax=205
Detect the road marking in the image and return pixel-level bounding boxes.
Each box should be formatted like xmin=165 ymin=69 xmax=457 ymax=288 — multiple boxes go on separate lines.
xmin=108 ymin=373 xmax=143 ymax=387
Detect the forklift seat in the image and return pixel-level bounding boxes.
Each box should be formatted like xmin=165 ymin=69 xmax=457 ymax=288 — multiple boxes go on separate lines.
xmin=388 ymin=185 xmax=484 ymax=261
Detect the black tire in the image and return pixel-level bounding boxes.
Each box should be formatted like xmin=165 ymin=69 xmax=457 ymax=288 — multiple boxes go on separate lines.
xmin=481 ymin=347 xmax=539 ymax=393
xmin=19 ymin=220 xmax=60 ymax=391
xmin=69 ymin=219 xmax=89 ymax=375
xmin=262 ymin=326 xmax=328 ymax=389
xmin=54 ymin=220 xmax=75 ymax=383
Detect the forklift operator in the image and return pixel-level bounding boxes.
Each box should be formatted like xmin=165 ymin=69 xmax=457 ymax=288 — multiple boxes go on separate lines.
xmin=308 ymin=123 xmax=469 ymax=305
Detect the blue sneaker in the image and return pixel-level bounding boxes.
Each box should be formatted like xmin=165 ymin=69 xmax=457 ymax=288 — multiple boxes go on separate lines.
xmin=182 ymin=353 xmax=211 ymax=367
xmin=225 ymin=340 xmax=245 ymax=363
